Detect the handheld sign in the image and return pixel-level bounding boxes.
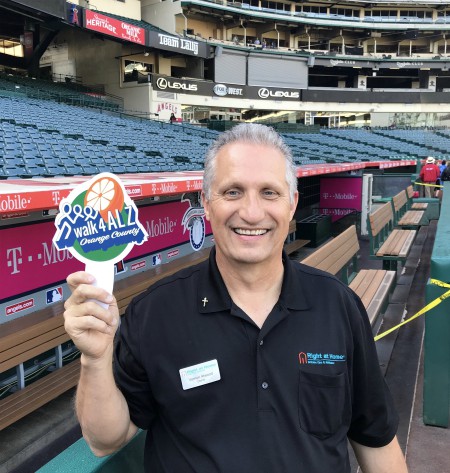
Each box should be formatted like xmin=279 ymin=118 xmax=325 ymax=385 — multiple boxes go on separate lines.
xmin=53 ymin=173 xmax=148 ymax=305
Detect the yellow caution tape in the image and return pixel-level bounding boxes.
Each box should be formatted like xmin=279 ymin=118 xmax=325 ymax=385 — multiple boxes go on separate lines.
xmin=374 ymin=279 xmax=450 ymax=341
xmin=414 ymin=182 xmax=443 ymax=188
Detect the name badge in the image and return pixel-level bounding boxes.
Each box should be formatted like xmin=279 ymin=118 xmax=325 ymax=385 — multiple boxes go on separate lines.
xmin=179 ymin=359 xmax=221 ymax=390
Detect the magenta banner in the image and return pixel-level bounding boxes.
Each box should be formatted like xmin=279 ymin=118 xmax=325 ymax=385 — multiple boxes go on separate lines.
xmin=319 ymin=177 xmax=362 ymax=222
xmin=85 ymin=10 xmax=145 ymax=45
xmin=1 ymin=200 xmax=212 ymax=302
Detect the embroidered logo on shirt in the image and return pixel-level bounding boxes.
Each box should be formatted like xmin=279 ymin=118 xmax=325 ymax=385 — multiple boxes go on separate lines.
xmin=298 ymin=352 xmax=346 ymax=365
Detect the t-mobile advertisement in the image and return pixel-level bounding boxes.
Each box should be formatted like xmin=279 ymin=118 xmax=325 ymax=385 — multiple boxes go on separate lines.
xmin=319 ymin=177 xmax=362 ymax=222
xmin=1 ymin=199 xmax=211 ymax=303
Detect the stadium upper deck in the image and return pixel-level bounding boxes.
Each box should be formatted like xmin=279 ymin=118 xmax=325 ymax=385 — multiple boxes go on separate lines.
xmin=3 ymin=0 xmax=450 ymax=125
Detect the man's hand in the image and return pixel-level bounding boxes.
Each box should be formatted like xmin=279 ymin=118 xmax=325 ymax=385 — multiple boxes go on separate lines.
xmin=64 ymin=271 xmax=120 ymax=360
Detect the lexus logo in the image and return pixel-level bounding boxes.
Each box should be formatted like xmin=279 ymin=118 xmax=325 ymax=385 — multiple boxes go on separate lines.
xmin=257 ymin=87 xmax=300 ymax=99
xmin=155 ymin=77 xmax=198 ymax=91
xmin=156 ymin=77 xmax=168 ymax=89
xmin=258 ymin=88 xmax=270 ymax=99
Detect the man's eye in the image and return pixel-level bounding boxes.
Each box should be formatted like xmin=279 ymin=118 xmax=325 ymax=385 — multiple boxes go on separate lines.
xmin=263 ymin=190 xmax=278 ymax=198
xmin=225 ymin=190 xmax=240 ymax=197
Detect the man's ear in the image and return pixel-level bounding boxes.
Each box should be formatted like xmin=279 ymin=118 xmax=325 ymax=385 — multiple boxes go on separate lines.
xmin=290 ymin=191 xmax=299 ymax=219
xmin=201 ymin=191 xmax=210 ymax=221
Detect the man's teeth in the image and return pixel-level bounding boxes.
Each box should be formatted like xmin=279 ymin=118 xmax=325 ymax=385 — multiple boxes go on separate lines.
xmin=235 ymin=229 xmax=267 ymax=235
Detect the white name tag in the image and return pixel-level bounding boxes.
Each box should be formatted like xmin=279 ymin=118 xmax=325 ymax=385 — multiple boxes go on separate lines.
xmin=179 ymin=359 xmax=221 ymax=390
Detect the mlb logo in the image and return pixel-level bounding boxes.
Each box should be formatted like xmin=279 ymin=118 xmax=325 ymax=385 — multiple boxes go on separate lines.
xmin=46 ymin=287 xmax=63 ymax=304
xmin=152 ymin=254 xmax=162 ymax=266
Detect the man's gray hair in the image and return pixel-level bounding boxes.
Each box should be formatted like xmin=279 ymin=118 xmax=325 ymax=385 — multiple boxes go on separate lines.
xmin=202 ymin=123 xmax=298 ymax=203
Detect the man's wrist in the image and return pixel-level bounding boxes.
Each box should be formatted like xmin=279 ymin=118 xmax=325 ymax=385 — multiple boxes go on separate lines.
xmin=80 ymin=348 xmax=114 ymax=371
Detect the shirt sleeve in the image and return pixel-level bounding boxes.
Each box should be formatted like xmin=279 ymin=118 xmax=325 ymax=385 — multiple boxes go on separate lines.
xmin=347 ymin=294 xmax=399 ymax=447
xmin=113 ymin=300 xmax=156 ymax=430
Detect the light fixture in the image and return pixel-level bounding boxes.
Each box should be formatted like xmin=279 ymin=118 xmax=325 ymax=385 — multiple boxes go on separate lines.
xmin=144 ymin=51 xmax=149 ymax=57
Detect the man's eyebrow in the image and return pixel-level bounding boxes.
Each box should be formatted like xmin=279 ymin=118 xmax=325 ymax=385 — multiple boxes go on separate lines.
xmin=216 ymin=181 xmax=241 ymax=189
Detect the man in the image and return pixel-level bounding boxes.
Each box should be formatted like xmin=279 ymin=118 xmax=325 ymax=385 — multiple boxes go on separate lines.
xmin=64 ymin=124 xmax=408 ymax=472
xmin=419 ymin=156 xmax=440 ymax=198
xmin=441 ymin=161 xmax=450 ymax=182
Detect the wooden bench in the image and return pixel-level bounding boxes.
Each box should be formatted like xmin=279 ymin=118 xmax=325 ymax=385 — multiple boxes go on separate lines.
xmin=392 ymin=190 xmax=426 ymax=228
xmin=367 ymin=201 xmax=416 ymax=271
xmin=300 ymin=225 xmax=396 ymax=327
xmin=284 ymin=218 xmax=310 ymax=255
xmin=0 ymin=247 xmax=212 ymax=431
xmin=406 ymin=185 xmax=428 ymax=211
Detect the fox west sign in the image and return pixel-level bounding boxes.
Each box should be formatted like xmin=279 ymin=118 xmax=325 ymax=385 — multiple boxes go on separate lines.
xmin=152 ymin=75 xmax=301 ymax=101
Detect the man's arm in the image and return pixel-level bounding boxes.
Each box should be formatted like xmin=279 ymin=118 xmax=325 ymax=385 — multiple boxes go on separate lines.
xmin=76 ymin=346 xmax=138 ymax=456
xmin=64 ymin=272 xmax=138 ymax=456
xmin=350 ymin=436 xmax=408 ymax=473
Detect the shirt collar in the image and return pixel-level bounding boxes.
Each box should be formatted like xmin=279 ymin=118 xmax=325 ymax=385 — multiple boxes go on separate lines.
xmin=197 ymin=247 xmax=311 ymax=314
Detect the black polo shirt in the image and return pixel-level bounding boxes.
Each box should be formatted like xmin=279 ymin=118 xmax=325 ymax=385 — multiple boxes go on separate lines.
xmin=114 ymin=248 xmax=398 ymax=473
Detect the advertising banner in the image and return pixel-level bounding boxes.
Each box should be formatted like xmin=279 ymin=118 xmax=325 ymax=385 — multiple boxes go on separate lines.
xmin=66 ymin=2 xmax=82 ymax=26
xmin=152 ymin=74 xmax=301 ymax=100
xmin=84 ymin=10 xmax=145 ymax=45
xmin=148 ymin=31 xmax=209 ymax=58
xmin=1 ymin=199 xmax=212 ymax=303
xmin=319 ymin=177 xmax=362 ymax=222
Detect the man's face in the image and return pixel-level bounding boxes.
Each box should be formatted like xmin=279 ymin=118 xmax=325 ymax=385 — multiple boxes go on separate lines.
xmin=202 ymin=141 xmax=298 ymax=268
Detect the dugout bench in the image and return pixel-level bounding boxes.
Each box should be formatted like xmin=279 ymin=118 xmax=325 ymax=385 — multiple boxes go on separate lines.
xmin=0 ymin=247 xmax=212 ymax=431
xmin=301 ymin=225 xmax=396 ymax=329
xmin=367 ymin=201 xmax=417 ymax=272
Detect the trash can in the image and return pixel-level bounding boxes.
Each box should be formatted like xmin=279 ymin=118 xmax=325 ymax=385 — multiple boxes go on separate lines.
xmin=296 ymin=214 xmax=332 ymax=248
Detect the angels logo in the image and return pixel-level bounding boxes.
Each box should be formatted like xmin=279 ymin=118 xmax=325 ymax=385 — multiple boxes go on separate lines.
xmin=181 ymin=193 xmax=206 ymax=251
xmin=53 ymin=173 xmax=148 ymax=264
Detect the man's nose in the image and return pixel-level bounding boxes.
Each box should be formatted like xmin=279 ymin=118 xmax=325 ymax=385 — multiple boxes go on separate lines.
xmin=239 ymin=193 xmax=265 ymax=222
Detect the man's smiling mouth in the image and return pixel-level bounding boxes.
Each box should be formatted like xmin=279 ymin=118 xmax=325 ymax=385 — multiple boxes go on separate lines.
xmin=234 ymin=228 xmax=268 ymax=236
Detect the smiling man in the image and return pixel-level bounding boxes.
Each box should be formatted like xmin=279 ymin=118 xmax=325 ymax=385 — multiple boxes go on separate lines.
xmin=201 ymin=130 xmax=298 ymax=328
xmin=64 ymin=124 xmax=407 ymax=472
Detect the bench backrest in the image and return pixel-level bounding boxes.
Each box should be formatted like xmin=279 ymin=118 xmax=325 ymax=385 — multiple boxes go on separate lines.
xmin=406 ymin=185 xmax=414 ymax=200
xmin=0 ymin=309 xmax=66 ymax=372
xmin=288 ymin=218 xmax=296 ymax=235
xmin=392 ymin=190 xmax=407 ymax=213
xmin=367 ymin=202 xmax=394 ymax=255
xmin=301 ymin=225 xmax=359 ymax=284
xmin=0 ymin=247 xmax=212 ymax=375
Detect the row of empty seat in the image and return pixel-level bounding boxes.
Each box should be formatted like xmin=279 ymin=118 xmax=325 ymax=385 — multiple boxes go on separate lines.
xmin=0 ymin=86 xmax=447 ymax=179
xmin=0 ymin=93 xmax=217 ymax=178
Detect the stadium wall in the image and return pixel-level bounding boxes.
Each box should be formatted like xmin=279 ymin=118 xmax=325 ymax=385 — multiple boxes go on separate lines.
xmin=141 ymin=0 xmax=181 ymax=35
xmin=70 ymin=0 xmax=142 ymax=21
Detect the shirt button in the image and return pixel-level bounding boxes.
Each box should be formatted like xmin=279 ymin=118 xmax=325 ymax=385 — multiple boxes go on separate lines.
xmin=261 ymin=381 xmax=269 ymax=389
xmin=259 ymin=340 xmax=264 ymax=346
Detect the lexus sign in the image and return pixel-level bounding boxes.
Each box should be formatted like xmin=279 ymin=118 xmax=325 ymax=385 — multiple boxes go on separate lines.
xmin=155 ymin=77 xmax=198 ymax=92
xmin=152 ymin=75 xmax=302 ymax=99
xmin=258 ymin=88 xmax=300 ymax=99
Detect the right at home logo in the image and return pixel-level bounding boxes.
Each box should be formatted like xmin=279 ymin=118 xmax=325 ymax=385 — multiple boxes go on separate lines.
xmin=298 ymin=352 xmax=346 ymax=365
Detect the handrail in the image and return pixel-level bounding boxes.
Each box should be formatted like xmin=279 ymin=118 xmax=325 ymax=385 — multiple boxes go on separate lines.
xmin=36 ymin=430 xmax=146 ymax=472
